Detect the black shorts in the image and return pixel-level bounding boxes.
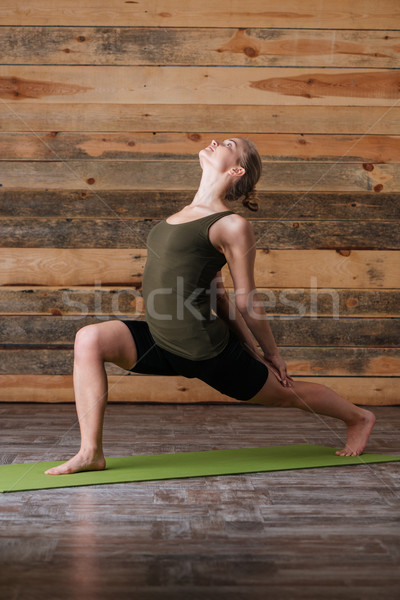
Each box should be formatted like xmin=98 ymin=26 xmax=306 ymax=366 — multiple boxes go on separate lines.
xmin=121 ymin=320 xmax=269 ymax=402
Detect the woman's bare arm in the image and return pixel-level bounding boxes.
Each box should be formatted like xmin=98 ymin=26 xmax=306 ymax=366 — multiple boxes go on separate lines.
xmin=218 ymin=216 xmax=279 ymax=357
xmin=216 ymin=215 xmax=293 ymax=386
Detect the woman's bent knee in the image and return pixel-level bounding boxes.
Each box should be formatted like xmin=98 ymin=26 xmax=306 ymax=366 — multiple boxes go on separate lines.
xmin=74 ymin=321 xmax=138 ymax=370
xmin=74 ymin=324 xmax=103 ymax=360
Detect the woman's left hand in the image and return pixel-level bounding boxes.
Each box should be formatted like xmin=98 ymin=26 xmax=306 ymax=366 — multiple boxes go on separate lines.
xmin=245 ymin=345 xmax=294 ymax=388
xmin=261 ymin=353 xmax=294 ymax=388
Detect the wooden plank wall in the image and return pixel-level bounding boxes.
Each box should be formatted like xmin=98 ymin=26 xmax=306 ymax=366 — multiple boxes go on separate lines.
xmin=0 ymin=1 xmax=399 ymax=405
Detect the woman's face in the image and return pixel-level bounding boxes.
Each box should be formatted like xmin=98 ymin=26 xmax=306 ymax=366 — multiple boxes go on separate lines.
xmin=199 ymin=138 xmax=246 ymax=174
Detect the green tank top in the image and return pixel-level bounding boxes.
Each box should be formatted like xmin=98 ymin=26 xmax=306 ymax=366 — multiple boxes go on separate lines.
xmin=142 ymin=211 xmax=235 ymax=360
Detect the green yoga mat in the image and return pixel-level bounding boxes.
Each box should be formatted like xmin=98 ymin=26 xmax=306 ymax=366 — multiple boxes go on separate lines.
xmin=1 ymin=444 xmax=399 ymax=493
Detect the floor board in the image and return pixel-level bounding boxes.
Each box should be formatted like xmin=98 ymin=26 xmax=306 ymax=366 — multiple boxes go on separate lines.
xmin=0 ymin=403 xmax=399 ymax=600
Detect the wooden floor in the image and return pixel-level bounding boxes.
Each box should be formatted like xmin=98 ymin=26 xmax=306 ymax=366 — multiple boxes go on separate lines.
xmin=1 ymin=402 xmax=399 ymax=600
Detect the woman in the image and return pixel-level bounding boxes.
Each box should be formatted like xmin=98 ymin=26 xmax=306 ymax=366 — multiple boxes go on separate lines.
xmin=46 ymin=138 xmax=375 ymax=475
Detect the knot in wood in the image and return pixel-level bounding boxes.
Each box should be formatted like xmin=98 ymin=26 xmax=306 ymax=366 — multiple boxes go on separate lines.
xmin=244 ymin=46 xmax=258 ymax=58
xmin=362 ymin=163 xmax=374 ymax=172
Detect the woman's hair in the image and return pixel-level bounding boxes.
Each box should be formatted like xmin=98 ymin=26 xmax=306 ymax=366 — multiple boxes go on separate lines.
xmin=225 ymin=138 xmax=262 ymax=212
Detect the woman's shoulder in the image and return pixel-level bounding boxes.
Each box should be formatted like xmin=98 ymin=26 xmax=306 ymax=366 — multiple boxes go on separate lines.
xmin=218 ymin=212 xmax=253 ymax=235
xmin=209 ymin=212 xmax=254 ymax=251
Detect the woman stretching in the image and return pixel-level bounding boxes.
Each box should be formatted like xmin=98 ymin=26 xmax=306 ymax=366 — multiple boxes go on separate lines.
xmin=46 ymin=137 xmax=375 ymax=475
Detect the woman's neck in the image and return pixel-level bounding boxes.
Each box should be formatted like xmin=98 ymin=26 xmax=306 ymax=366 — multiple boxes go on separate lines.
xmin=189 ymin=171 xmax=229 ymax=211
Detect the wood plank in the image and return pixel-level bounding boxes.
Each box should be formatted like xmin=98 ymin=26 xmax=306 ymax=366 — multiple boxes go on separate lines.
xmin=0 ymin=347 xmax=398 ymax=377
xmin=1 ymin=287 xmax=399 ymax=318
xmin=0 ymin=374 xmax=397 ymax=405
xmin=2 ymin=190 xmax=399 ymax=221
xmin=1 ymin=66 xmax=400 ymax=106
xmin=0 ymin=160 xmax=398 ymax=192
xmin=246 ymin=250 xmax=400 ymax=289
xmin=0 ymin=0 xmax=397 ymax=29
xmin=1 ymin=104 xmax=399 ymax=134
xmin=2 ymin=132 xmax=400 ymax=163
xmin=1 ymin=217 xmax=398 ymax=250
xmin=2 ymin=27 xmax=399 ymax=68
xmin=1 ymin=316 xmax=398 ymax=347
xmin=0 ymin=249 xmax=398 ymax=288
xmin=0 ymin=248 xmax=148 ymax=287
xmin=0 ymin=286 xmax=143 ymax=316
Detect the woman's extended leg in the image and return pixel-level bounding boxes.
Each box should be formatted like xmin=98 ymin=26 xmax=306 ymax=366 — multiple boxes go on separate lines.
xmin=249 ymin=371 xmax=376 ymax=456
xmin=45 ymin=321 xmax=138 ymax=475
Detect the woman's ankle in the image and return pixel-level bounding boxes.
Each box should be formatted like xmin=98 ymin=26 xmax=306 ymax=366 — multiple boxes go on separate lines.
xmin=79 ymin=445 xmax=104 ymax=459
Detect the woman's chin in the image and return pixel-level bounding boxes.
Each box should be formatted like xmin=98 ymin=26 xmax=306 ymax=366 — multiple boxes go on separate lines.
xmin=198 ymin=150 xmax=208 ymax=168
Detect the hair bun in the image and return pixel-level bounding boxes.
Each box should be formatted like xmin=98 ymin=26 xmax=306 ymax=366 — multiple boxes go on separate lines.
xmin=242 ymin=188 xmax=259 ymax=212
xmin=224 ymin=138 xmax=262 ymax=209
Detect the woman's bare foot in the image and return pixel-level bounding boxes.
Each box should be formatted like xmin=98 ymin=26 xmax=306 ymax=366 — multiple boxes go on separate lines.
xmin=45 ymin=450 xmax=106 ymax=475
xmin=336 ymin=409 xmax=376 ymax=456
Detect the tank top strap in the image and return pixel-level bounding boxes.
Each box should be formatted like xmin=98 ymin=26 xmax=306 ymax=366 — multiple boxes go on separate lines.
xmin=199 ymin=210 xmax=235 ymax=235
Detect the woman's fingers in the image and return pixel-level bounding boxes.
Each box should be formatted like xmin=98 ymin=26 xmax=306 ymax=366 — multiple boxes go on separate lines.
xmin=262 ymin=356 xmax=294 ymax=387
xmin=267 ymin=363 xmax=282 ymax=382
xmin=273 ymin=367 xmax=290 ymax=388
xmin=280 ymin=370 xmax=294 ymax=387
